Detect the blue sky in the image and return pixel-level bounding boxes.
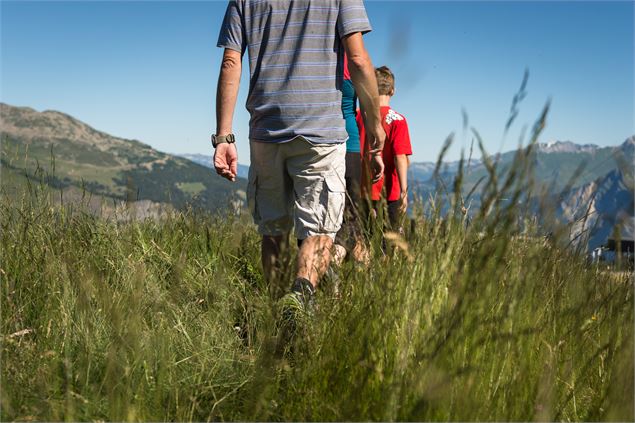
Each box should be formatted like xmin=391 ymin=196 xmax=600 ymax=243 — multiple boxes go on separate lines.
xmin=1 ymin=0 xmax=633 ymax=164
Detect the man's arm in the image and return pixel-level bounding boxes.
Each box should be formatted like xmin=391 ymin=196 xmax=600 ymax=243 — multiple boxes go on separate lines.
xmin=342 ymin=32 xmax=385 ymax=183
xmin=214 ymin=48 xmax=242 ymax=181
xmin=395 ymin=154 xmax=409 ymax=213
xmin=342 ymin=32 xmax=384 ymax=152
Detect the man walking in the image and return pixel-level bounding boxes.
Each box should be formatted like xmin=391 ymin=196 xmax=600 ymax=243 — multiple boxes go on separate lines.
xmin=213 ymin=0 xmax=385 ymax=307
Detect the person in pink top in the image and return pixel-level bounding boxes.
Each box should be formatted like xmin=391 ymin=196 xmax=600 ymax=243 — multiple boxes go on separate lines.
xmin=333 ymin=54 xmax=368 ymax=264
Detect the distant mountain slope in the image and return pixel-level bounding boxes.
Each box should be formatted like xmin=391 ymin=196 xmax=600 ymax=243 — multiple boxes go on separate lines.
xmin=0 ymin=103 xmax=245 ymax=211
xmin=558 ymin=168 xmax=634 ymax=251
xmin=408 ymin=137 xmax=634 ymax=251
xmin=178 ymin=153 xmax=250 ymax=179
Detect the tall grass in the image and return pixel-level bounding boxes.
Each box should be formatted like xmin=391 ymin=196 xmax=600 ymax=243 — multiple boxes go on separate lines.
xmin=2 ymin=120 xmax=633 ymax=421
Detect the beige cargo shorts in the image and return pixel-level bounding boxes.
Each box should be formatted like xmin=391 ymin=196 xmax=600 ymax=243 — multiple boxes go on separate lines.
xmin=247 ymin=136 xmax=346 ymax=240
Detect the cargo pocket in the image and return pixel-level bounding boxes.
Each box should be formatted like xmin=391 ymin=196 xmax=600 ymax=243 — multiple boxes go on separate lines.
xmin=321 ymin=173 xmax=346 ymax=233
xmin=247 ymin=170 xmax=260 ymax=223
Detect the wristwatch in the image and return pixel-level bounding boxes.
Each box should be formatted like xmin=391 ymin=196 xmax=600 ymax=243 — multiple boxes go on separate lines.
xmin=211 ymin=133 xmax=236 ymax=148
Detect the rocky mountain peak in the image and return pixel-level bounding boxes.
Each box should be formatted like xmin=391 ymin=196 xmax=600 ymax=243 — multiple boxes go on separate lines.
xmin=619 ymin=135 xmax=635 ymax=157
xmin=537 ymin=140 xmax=599 ymax=154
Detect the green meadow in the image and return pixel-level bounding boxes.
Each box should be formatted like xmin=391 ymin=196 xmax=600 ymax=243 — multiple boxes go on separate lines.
xmin=2 ymin=132 xmax=633 ymax=421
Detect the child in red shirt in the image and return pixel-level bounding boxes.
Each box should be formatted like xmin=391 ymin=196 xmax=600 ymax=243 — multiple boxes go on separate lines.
xmin=357 ymin=66 xmax=413 ymax=230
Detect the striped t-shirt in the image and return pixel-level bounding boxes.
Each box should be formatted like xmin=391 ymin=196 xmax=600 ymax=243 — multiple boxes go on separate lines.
xmin=217 ymin=0 xmax=372 ymax=144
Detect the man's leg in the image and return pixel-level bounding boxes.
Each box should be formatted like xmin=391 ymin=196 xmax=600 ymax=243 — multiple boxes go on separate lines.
xmin=262 ymin=235 xmax=284 ymax=281
xmin=287 ymin=138 xmax=346 ymax=299
xmin=262 ymin=234 xmax=289 ymax=287
xmin=297 ymin=235 xmax=333 ymax=288
xmin=248 ymin=141 xmax=294 ymax=291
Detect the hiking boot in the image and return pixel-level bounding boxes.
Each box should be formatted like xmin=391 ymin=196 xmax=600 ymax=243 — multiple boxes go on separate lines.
xmin=287 ymin=277 xmax=316 ymax=315
xmin=275 ymin=278 xmax=316 ymax=357
xmin=277 ymin=278 xmax=314 ymax=333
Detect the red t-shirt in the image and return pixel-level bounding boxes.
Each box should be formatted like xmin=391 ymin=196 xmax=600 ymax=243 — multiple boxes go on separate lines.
xmin=358 ymin=106 xmax=412 ymax=201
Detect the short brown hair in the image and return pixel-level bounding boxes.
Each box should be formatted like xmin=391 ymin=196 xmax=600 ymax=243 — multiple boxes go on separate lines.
xmin=375 ymin=66 xmax=394 ymax=96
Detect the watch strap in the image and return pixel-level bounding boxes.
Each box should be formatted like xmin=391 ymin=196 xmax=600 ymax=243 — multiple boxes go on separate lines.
xmin=212 ymin=133 xmax=236 ymax=147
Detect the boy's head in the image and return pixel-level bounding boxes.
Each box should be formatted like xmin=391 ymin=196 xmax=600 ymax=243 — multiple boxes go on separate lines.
xmin=375 ymin=66 xmax=395 ymax=97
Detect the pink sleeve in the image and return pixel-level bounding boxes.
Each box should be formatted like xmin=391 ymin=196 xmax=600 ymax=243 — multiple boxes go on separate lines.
xmin=343 ymin=53 xmax=351 ymax=81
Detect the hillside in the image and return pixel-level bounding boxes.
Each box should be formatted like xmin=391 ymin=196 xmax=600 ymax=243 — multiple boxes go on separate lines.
xmin=0 ymin=103 xmax=246 ymax=212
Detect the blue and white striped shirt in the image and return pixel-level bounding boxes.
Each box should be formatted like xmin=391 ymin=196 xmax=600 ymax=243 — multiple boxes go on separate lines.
xmin=217 ymin=0 xmax=372 ymax=144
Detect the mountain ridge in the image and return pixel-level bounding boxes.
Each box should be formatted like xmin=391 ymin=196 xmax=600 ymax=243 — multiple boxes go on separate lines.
xmin=409 ymin=136 xmax=633 ymax=190
xmin=1 ymin=102 xmax=246 ymax=212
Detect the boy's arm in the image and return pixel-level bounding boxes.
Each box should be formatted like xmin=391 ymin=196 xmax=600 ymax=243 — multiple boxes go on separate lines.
xmin=395 ymin=154 xmax=409 ymax=213
xmin=390 ymin=116 xmax=412 ymax=213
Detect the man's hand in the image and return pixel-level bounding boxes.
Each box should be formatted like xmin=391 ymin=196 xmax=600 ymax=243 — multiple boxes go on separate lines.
xmin=368 ymin=122 xmax=386 ymax=153
xmin=214 ymin=143 xmax=238 ymax=181
xmin=367 ymin=122 xmax=386 ymax=183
